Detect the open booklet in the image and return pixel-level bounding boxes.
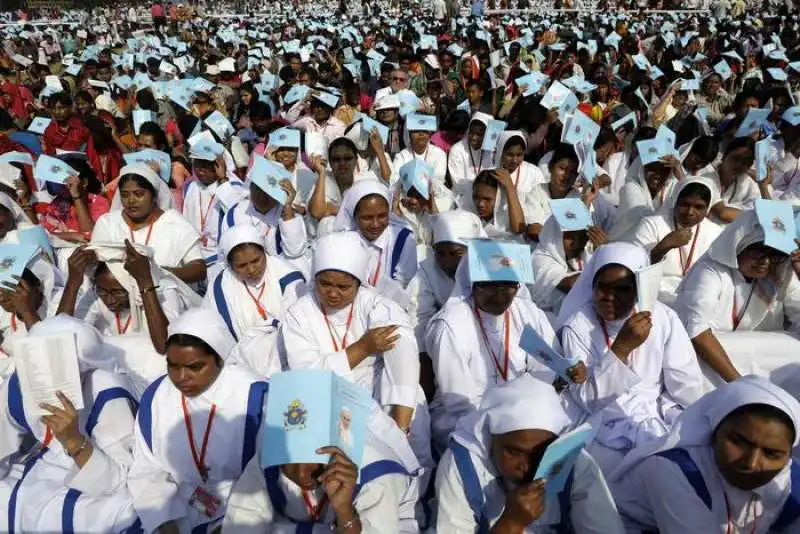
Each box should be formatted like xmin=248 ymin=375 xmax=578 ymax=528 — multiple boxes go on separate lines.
xmin=260 ymin=370 xmax=373 ymax=469
xmin=519 ymin=324 xmax=579 ymax=383
xmin=11 ymin=332 xmax=84 ymax=418
xmin=635 ymin=262 xmax=663 ymax=313
xmin=534 ymin=423 xmax=596 ymax=495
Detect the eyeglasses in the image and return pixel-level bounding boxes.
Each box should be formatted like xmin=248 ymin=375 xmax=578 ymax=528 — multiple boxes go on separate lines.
xmin=741 ymin=246 xmax=789 ymax=264
xmin=392 ymin=76 xmax=408 ymax=82
xmin=96 ymin=287 xmax=129 ymax=300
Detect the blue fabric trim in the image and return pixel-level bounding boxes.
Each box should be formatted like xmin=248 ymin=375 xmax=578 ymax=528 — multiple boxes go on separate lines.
xmin=61 ymin=488 xmax=82 ymax=534
xmin=205 ymin=254 xmax=219 ymax=266
xmin=772 ymin=461 xmax=800 ymax=531
xmin=264 ymin=466 xmax=287 ymax=515
xmin=242 ymin=381 xmax=269 ymax=471
xmin=85 ymin=387 xmax=138 ymax=436
xmin=279 ymin=271 xmax=305 ymax=295
xmin=655 ymin=448 xmax=712 ymax=510
xmin=275 ymin=225 xmax=283 ymax=256
xmin=8 ymin=372 xmax=30 ymax=434
xmin=182 ymin=179 xmax=193 ymax=198
xmin=354 ymin=459 xmax=409 ymax=496
xmin=216 ymin=208 xmax=224 ymax=244
xmin=449 ymin=440 xmax=489 ymax=534
xmin=137 ymin=375 xmax=166 ymax=451
xmin=226 ymin=203 xmax=239 ymax=228
xmin=191 ymin=518 xmax=220 ymax=534
xmin=7 ymin=448 xmax=47 ymax=534
xmin=389 ymin=228 xmax=412 ymax=281
xmin=296 ymin=523 xmax=315 ymax=534
xmin=213 ymin=271 xmax=238 ymax=341
xmin=554 ymin=469 xmax=575 ymax=534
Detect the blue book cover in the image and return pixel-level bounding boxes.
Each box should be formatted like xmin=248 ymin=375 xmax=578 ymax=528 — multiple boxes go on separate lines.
xmin=17 ymin=226 xmax=54 ymax=262
xmin=467 ymin=238 xmax=534 ymax=285
xmin=133 ymin=109 xmax=155 ymax=135
xmin=260 ymin=370 xmax=372 ymax=469
xmin=34 ymin=155 xmax=77 ymax=185
xmin=562 ymin=111 xmax=600 ymax=147
xmin=481 ymin=120 xmax=508 ymax=151
xmin=399 ymin=159 xmax=432 ymax=199
xmin=0 ymin=244 xmax=39 ymax=287
xmin=28 ymin=117 xmax=51 ymax=135
xmin=755 ymin=199 xmax=796 ymax=255
xmin=396 ymin=90 xmax=421 ymax=117
xmin=735 ymin=108 xmax=771 ymax=138
xmin=549 ymin=198 xmax=592 ymax=232
xmin=557 ymin=93 xmax=579 ymax=123
xmin=519 ymin=324 xmax=578 ymax=382
xmin=247 ymin=155 xmax=292 ymax=205
xmin=755 ymin=136 xmax=773 ymax=181
xmin=123 ymin=149 xmax=172 ymax=183
xmin=284 ymin=84 xmax=310 ymax=105
xmin=514 ymin=72 xmax=548 ymax=96
xmin=534 ymin=424 xmax=595 ymax=495
xmin=541 ymin=81 xmax=571 ymax=110
xmin=356 ymin=114 xmax=390 ymax=145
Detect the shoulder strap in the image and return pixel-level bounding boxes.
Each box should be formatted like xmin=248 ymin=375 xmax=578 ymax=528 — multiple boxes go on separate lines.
xmin=241 ymin=381 xmax=269 ymax=471
xmin=137 ymin=375 xmax=167 ymax=451
xmin=353 ymin=459 xmax=410 ymax=497
xmin=7 ymin=372 xmax=31 ymax=434
xmin=449 ymin=440 xmax=490 ymax=534
xmin=279 ymin=271 xmax=305 ymax=295
xmin=61 ymin=488 xmax=82 ymax=534
xmin=553 ymin=467 xmax=576 ymax=534
xmin=771 ymin=461 xmax=800 ymax=532
xmin=225 ymin=202 xmax=239 ymax=228
xmin=85 ymin=387 xmax=139 ymax=436
xmin=390 ymin=227 xmax=412 ymax=280
xmin=213 ymin=271 xmax=239 ymax=342
xmin=655 ymin=448 xmax=712 ymax=510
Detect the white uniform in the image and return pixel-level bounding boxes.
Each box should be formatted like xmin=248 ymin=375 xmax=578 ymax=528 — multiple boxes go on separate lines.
xmin=392 ymin=144 xmax=448 ymax=186
xmin=182 ymin=179 xmax=248 ymax=263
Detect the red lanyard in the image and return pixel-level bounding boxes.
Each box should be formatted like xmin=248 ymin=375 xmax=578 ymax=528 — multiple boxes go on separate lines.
xmin=725 ymin=495 xmax=757 ymax=534
xmin=369 ymin=256 xmax=382 ymax=286
xmin=323 ymin=302 xmax=355 ymax=352
xmin=199 ymin=193 xmax=216 ymax=245
xmin=115 ymin=312 xmax=132 ymax=335
xmin=11 ymin=314 xmax=16 ymax=332
xmin=244 ymin=282 xmax=268 ymax=320
xmin=302 ymin=490 xmax=328 ymax=522
xmin=42 ymin=426 xmax=53 ymax=449
xmin=677 ymin=224 xmax=701 ymax=276
xmin=129 ymin=215 xmax=156 ymax=246
xmin=181 ymin=395 xmax=217 ymax=481
xmin=469 ymin=148 xmax=482 ymax=175
xmin=473 ymin=303 xmax=510 ymax=382
xmin=598 ymin=309 xmax=636 ymax=357
xmin=732 ymin=284 xmax=757 ymax=331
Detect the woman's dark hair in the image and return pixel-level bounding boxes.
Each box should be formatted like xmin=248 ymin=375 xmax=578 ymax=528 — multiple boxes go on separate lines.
xmin=354 ymin=193 xmax=388 ymax=214
xmin=136 ymin=89 xmax=159 ymax=112
xmin=689 ymin=136 xmax=720 ymax=166
xmin=677 ymin=182 xmax=712 ymax=206
xmin=228 ymin=242 xmax=265 ymax=264
xmin=328 ymin=136 xmax=358 ymax=157
xmin=94 ymin=261 xmax=110 ymax=279
xmin=714 ymin=403 xmax=796 ymax=445
xmin=594 ymin=126 xmax=618 ymax=149
xmin=0 ymin=109 xmax=15 ymax=131
xmin=166 ymin=333 xmax=223 ymax=365
xmin=444 ymin=110 xmax=470 ymax=133
xmin=733 ymin=90 xmax=761 ymax=112
xmin=58 ymin=154 xmax=102 ymax=195
xmin=49 ymin=91 xmax=73 ymax=108
xmin=503 ymin=135 xmax=526 ymax=153
xmin=633 ymin=126 xmax=658 ymax=143
xmin=138 ymin=122 xmax=170 ymax=152
xmin=592 ymin=263 xmax=634 ymax=287
xmin=548 ymin=143 xmax=579 ymax=168
xmin=724 ymin=136 xmax=756 ymax=157
xmin=74 ymin=90 xmax=93 ymax=105
xmin=250 ymin=101 xmax=272 ymax=121
xmin=119 ymin=173 xmax=157 ymax=198
xmin=20 ymin=267 xmax=42 ymax=289
xmin=473 ymin=169 xmax=500 ymax=191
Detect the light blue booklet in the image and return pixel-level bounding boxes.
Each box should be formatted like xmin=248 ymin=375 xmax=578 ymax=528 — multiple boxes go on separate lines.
xmin=755 ymin=136 xmax=773 ymax=181
xmin=534 ymin=423 xmax=595 ymax=495
xmin=755 ymin=199 xmax=796 ymax=255
xmin=519 ymin=324 xmax=578 ymax=382
xmin=261 ymin=370 xmax=373 ymax=469
xmin=123 ymin=149 xmax=172 ymax=183
xmin=0 ymin=244 xmax=39 ymax=286
xmin=17 ymin=226 xmax=54 ymax=262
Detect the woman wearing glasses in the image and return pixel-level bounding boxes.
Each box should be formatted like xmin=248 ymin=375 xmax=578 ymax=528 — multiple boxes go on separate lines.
xmin=674 ymin=209 xmax=800 ymax=394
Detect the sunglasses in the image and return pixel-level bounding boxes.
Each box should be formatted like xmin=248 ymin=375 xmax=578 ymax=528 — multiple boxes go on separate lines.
xmin=741 ymin=246 xmax=789 ymax=264
xmin=392 ymin=76 xmax=408 ymax=82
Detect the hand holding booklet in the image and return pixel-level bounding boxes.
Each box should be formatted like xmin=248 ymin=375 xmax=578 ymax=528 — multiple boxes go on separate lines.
xmin=519 ymin=324 xmax=579 ymax=382
xmin=635 ymin=262 xmax=663 ymax=313
xmin=534 ymin=424 xmax=595 ymax=495
xmin=261 ymin=370 xmax=372 ymax=469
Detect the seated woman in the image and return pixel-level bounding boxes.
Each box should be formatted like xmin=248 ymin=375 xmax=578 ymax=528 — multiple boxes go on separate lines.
xmin=391 ymin=113 xmax=447 ymax=186
xmin=679 ymin=135 xmax=720 ymax=178
xmin=222 ymin=161 xmax=310 ymax=274
xmin=436 ymin=375 xmax=625 ymax=534
xmin=0 ymin=315 xmax=139 ymax=533
xmin=35 ymin=154 xmax=110 ymax=243
xmin=258 ymin=126 xmax=318 ymax=209
xmin=556 ymin=242 xmax=705 ymax=476
xmin=343 ymin=119 xmax=393 ymax=183
xmin=493 ymin=130 xmax=546 ymax=199
xmin=610 ymin=376 xmax=800 ymax=534
xmin=203 ymin=225 xmax=305 ymax=374
xmin=674 ymin=209 xmax=800 ymax=394
xmin=392 ymin=162 xmax=455 ymax=248
xmin=223 ymin=404 xmax=421 ymax=533
xmin=0 ymin=252 xmax=63 ymax=344
xmin=56 ymin=242 xmax=196 ymax=354
xmin=333 ymin=180 xmax=417 ymax=305
xmin=708 ymin=137 xmax=766 ymax=225
xmin=468 ymin=169 xmax=529 ymax=241
xmin=531 ymin=209 xmax=607 ymax=318
xmin=280 ymin=232 xmax=433 ymax=484
xmin=447 ymin=112 xmax=494 ymax=200
xmin=0 ymin=191 xmax=35 ymax=238
xmin=425 ymin=239 xmax=556 ymax=452
xmin=91 ymin=163 xmax=207 ymax=284
xmin=631 ymin=177 xmax=723 ymax=306
xmin=128 ymin=307 xmax=269 ymax=534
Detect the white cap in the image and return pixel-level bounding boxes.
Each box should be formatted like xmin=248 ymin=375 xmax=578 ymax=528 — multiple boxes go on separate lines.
xmin=218 ymin=57 xmax=236 ymax=73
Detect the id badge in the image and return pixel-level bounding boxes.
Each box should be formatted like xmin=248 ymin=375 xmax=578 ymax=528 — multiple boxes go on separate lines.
xmin=189 ymin=485 xmax=221 ymax=517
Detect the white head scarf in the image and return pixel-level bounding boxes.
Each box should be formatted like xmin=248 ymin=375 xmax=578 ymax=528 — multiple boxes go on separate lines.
xmin=332 ymin=179 xmax=390 ymax=233
xmin=312 ymin=231 xmax=369 ymax=284
xmin=659 ymin=175 xmax=719 ymax=220
xmin=555 ymin=242 xmax=649 ymax=329
xmin=218 ymin=224 xmax=265 ymax=266
xmin=431 ymin=209 xmax=487 ymax=245
xmin=452 ymin=374 xmax=572 ymax=457
xmin=168 ymin=307 xmax=236 ymax=360
xmin=110 ymin=163 xmax=174 ymax=212
xmin=25 ymin=314 xmax=109 ymax=373
xmin=492 ymin=130 xmax=527 ymax=169
xmin=611 ymin=375 xmax=800 ymax=483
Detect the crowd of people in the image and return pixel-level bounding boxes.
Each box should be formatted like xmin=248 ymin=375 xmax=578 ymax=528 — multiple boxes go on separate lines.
xmin=0 ymin=1 xmax=800 ymax=532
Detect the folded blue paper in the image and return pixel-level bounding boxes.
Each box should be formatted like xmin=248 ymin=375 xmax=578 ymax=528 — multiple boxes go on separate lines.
xmin=123 ymin=149 xmax=172 ymax=183
xmin=260 ymin=369 xmax=372 ymax=469
xmin=0 ymin=243 xmax=40 ymax=287
xmin=34 ymin=155 xmax=78 ymax=185
xmin=515 ymin=72 xmax=548 ymax=96
xmin=541 ymin=81 xmax=571 ymax=110
xmin=406 ymin=113 xmax=438 ymax=132
xmin=16 ymin=225 xmax=54 ymax=262
xmin=637 ymin=137 xmax=674 ymax=166
xmin=356 ymin=114 xmax=389 ymax=145
xmin=269 ymin=127 xmax=302 ymax=149
xmin=0 ymin=151 xmax=34 ymax=167
xmin=519 ymin=324 xmax=578 ymax=382
xmin=481 ymin=119 xmax=508 ymax=151
xmin=755 ymin=199 xmax=797 ymax=255
xmin=562 ymin=111 xmax=600 ymax=147
xmin=399 ymin=159 xmax=432 ymax=199
xmin=28 ymin=117 xmax=51 ymax=135
xmin=396 ymin=90 xmax=420 ymax=117
xmin=550 ymin=198 xmax=592 ymax=231
xmin=132 ymin=109 xmax=155 ymax=135
xmin=204 ymin=110 xmax=235 ymax=141
xmin=735 ymin=108 xmax=772 ymax=138
xmin=534 ymin=424 xmax=595 ymax=495
xmin=755 ymin=136 xmax=773 ymax=182
xmin=467 ymin=238 xmax=534 ymax=285
xmin=284 ymin=84 xmax=310 ymax=105
xmin=247 ymin=155 xmax=291 ymax=204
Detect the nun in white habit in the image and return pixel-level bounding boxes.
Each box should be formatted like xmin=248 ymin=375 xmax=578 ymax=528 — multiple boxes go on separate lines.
xmin=631 ymin=176 xmax=723 ymax=306
xmin=556 ymin=242 xmax=705 ymax=476
xmin=447 ymin=112 xmax=495 ymax=201
xmin=0 ymin=315 xmax=139 ymax=533
xmin=203 ymin=224 xmax=305 ymax=377
xmin=436 ymin=374 xmax=625 ymax=534
xmin=333 ymin=180 xmax=418 ymax=306
xmin=609 ymin=376 xmax=800 ymax=534
xmin=673 ymin=209 xmax=800 ymax=396
xmin=407 ymin=210 xmax=486 ymax=352
xmin=223 ymin=402 xmax=422 ymax=533
xmin=424 ymin=240 xmax=557 ymax=453
xmin=279 ymin=232 xmax=434 ymax=488
xmin=127 ymin=308 xmax=269 ymax=534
